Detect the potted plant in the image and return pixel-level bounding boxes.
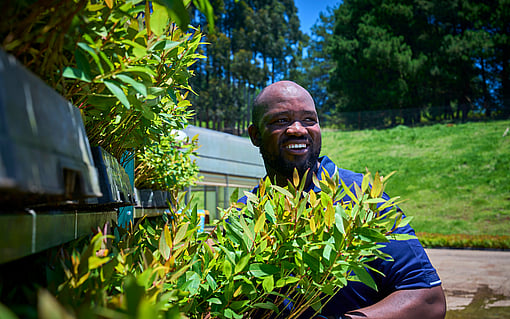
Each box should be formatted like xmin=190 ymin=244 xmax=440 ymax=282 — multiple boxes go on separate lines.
xmin=135 ymin=129 xmax=201 ymax=208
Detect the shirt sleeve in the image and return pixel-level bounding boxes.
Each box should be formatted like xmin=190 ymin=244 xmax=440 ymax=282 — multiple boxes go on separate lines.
xmin=371 ymin=224 xmax=442 ymax=293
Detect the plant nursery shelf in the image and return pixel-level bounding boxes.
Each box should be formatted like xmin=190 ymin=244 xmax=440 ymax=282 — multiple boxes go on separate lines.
xmin=0 ymin=210 xmax=117 ymax=264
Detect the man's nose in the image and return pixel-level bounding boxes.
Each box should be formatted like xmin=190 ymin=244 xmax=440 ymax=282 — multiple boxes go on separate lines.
xmin=286 ymin=121 xmax=307 ymax=135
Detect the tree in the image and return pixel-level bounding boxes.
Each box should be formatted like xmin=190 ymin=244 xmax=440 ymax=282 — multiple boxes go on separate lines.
xmin=327 ymin=0 xmax=429 ymax=126
xmin=289 ymin=7 xmax=339 ymax=127
xmin=321 ymin=0 xmax=509 ymax=128
xmin=189 ymin=0 xmax=306 ymax=134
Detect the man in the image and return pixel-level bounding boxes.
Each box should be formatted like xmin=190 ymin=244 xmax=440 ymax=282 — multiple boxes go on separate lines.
xmin=245 ymin=80 xmax=446 ymax=319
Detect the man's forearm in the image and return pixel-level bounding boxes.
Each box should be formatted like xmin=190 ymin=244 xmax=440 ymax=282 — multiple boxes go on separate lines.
xmin=345 ymin=286 xmax=446 ymax=319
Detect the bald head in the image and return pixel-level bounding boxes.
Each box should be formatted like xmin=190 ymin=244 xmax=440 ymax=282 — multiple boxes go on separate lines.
xmin=252 ymin=81 xmax=316 ymax=129
xmin=248 ymin=80 xmax=321 ymax=186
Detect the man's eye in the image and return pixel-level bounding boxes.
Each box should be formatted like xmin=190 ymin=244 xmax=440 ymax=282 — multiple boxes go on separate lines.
xmin=273 ymin=118 xmax=288 ymax=124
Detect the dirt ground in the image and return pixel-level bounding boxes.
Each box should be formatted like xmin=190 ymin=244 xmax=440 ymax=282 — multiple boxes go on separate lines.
xmin=426 ymin=248 xmax=510 ymax=312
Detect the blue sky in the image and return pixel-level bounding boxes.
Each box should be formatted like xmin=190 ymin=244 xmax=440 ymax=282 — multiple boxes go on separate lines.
xmin=294 ymin=0 xmax=341 ymax=35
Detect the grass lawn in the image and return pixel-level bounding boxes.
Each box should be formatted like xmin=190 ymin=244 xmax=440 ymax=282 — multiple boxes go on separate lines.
xmin=321 ymin=120 xmax=510 ymax=236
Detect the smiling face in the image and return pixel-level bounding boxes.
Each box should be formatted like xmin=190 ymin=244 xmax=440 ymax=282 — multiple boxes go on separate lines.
xmin=249 ymin=81 xmax=322 ymax=185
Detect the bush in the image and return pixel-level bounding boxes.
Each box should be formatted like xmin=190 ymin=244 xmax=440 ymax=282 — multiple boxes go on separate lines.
xmin=0 ymin=170 xmax=413 ymax=319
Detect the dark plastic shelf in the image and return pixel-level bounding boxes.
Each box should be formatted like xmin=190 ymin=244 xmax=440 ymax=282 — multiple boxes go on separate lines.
xmin=0 ymin=49 xmax=101 ymax=208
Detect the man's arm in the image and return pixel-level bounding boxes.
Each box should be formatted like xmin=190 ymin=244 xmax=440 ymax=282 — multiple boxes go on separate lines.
xmin=345 ymin=286 xmax=446 ymax=319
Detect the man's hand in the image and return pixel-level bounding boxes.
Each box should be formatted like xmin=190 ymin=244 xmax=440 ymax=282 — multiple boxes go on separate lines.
xmin=345 ymin=286 xmax=446 ymax=319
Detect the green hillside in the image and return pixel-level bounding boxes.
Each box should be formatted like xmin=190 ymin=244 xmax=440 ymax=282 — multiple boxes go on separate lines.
xmin=321 ymin=120 xmax=510 ymax=236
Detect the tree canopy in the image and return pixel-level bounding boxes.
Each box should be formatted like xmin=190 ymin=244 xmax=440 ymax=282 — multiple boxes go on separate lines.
xmin=326 ymin=0 xmax=510 ymax=128
xmin=189 ymin=0 xmax=509 ymax=131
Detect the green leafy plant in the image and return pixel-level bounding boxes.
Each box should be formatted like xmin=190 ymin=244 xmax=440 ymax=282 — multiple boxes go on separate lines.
xmin=179 ymin=170 xmax=413 ymax=318
xmin=61 ymin=1 xmax=206 ymax=161
xmin=1 ymin=170 xmax=411 ymax=319
xmin=1 ymin=0 xmax=211 ymax=183
xmin=135 ymin=131 xmax=201 ymax=191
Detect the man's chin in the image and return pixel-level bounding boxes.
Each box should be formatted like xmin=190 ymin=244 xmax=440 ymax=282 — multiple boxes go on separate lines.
xmin=280 ymin=160 xmax=315 ymax=179
xmin=260 ymin=149 xmax=319 ymax=180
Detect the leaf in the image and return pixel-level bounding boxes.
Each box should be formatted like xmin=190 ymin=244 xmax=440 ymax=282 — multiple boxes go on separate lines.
xmin=77 ymin=42 xmax=104 ymax=74
xmin=168 ymin=263 xmax=191 ymax=282
xmin=206 ymin=273 xmax=218 ymax=290
xmin=164 ymin=223 xmax=173 ymax=250
xmin=98 ymin=50 xmax=114 ymax=73
xmin=321 ymin=282 xmax=336 ymax=295
xmin=103 ymin=79 xmax=130 ymax=109
xmin=388 ymin=233 xmax=417 ymax=241
xmin=182 ymin=271 xmax=201 ymax=295
xmin=357 ymin=227 xmax=389 ymax=243
xmin=116 ymin=74 xmax=148 ymax=96
xmin=62 ymin=67 xmax=91 ymax=82
xmin=302 ymin=252 xmax=320 ymax=273
xmin=381 ymin=171 xmax=397 ymax=183
xmin=88 ymin=255 xmax=109 ymax=270
xmin=264 ymin=201 xmax=276 ymax=224
xmin=193 ymin=0 xmax=215 ymax=33
xmin=173 ymin=222 xmax=188 ymax=246
xmin=310 ymin=216 xmax=316 ymax=233
xmin=275 ymin=276 xmax=300 ymax=288
xmin=365 ymin=198 xmax=387 ymax=204
xmin=207 ymin=298 xmax=222 ymax=305
xmin=254 ymin=212 xmax=265 ymax=233
xmin=325 ymin=201 xmax=335 ymax=227
xmin=293 ymin=168 xmax=299 ymax=187
xmin=223 ymin=260 xmax=233 ymax=278
xmin=123 ymin=65 xmax=157 ymax=77
xmin=262 ymin=275 xmax=274 ymax=293
xmin=239 ymin=216 xmax=254 ymax=242
xmin=351 ymin=265 xmax=378 ymax=291
xmin=234 ymin=254 xmax=251 ymax=274
xmin=370 ymin=172 xmax=384 ymax=198
xmin=395 ymin=215 xmax=413 ymax=229
xmin=151 ymin=39 xmax=181 ymax=51
xmin=309 ymin=190 xmax=318 ymax=208
xmin=230 ymin=300 xmax=250 ymax=311
xmin=229 ymin=188 xmax=239 ymax=205
xmin=156 ymin=0 xmax=190 ymax=30
xmin=151 ymin=2 xmax=170 ymax=36
xmin=252 ymin=302 xmax=278 ymax=312
xmin=248 ymin=263 xmax=279 ymax=278
xmin=270 ymin=185 xmax=294 ymax=199
xmin=120 ymin=39 xmax=148 ymax=58
xmin=124 ymin=275 xmax=145 ymax=316
xmin=224 ymin=308 xmax=243 ymax=319
xmin=361 ymin=172 xmax=370 ymax=193
xmin=335 ymin=205 xmax=346 ymax=234
xmin=341 ymin=179 xmax=359 ymax=205
xmin=0 ymin=302 xmax=19 ymax=319
xmin=38 ymin=289 xmax=74 ymax=319
xmin=159 ymin=225 xmax=171 ymax=260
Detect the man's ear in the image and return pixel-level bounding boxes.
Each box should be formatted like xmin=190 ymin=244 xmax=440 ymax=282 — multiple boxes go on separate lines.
xmin=248 ymin=124 xmax=261 ymax=147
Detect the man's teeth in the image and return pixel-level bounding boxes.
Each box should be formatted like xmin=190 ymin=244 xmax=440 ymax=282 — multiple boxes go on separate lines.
xmin=286 ymin=144 xmax=306 ymax=149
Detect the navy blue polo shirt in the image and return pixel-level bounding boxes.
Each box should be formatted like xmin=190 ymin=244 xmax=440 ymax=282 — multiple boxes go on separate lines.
xmin=238 ymin=156 xmax=441 ymax=317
